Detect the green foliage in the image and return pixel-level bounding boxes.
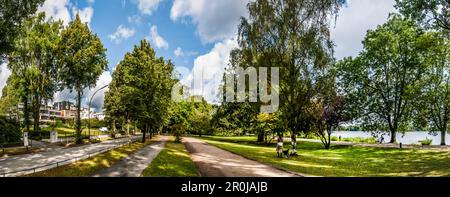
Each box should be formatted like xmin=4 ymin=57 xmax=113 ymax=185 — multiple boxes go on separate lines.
xmin=81 ymin=119 xmax=106 ymax=129
xmin=0 ymin=0 xmax=45 ymax=60
xmin=420 ymin=138 xmax=433 ymax=146
xmin=172 ymin=124 xmax=186 ymax=143
xmin=105 ymin=40 xmax=175 ymax=142
xmin=224 ymin=0 xmax=344 ymax=154
xmin=57 ymin=14 xmax=108 ymax=144
xmin=336 ymin=15 xmax=433 ymax=143
xmin=167 ymin=97 xmax=213 ymax=137
xmin=395 ymin=0 xmax=450 ymax=32
xmin=0 ymin=116 xmax=21 ymax=143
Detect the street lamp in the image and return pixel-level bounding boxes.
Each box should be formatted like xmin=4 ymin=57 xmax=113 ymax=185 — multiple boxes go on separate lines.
xmin=88 ymin=85 xmax=109 ymax=139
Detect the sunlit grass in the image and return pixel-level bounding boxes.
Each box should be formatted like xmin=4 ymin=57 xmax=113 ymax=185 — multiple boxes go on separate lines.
xmin=55 ymin=127 xmax=103 ymax=137
xmin=141 ymin=136 xmax=199 ymax=177
xmin=198 ymin=136 xmax=450 ymax=177
xmin=1 ymin=147 xmax=40 ymax=157
xmin=26 ymin=137 xmax=157 ymax=177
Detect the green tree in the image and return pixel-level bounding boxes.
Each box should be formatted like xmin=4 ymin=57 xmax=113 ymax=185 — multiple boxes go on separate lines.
xmin=336 ymin=15 xmax=432 ymax=143
xmin=234 ymin=0 xmax=344 ymax=154
xmin=58 ymin=14 xmax=108 ymax=144
xmin=415 ymin=32 xmax=450 ymax=145
xmin=395 ymin=0 xmax=449 ymax=32
xmin=105 ymin=40 xmax=175 ymax=143
xmin=0 ymin=0 xmax=45 ymax=61
xmin=11 ymin=13 xmax=62 ymax=135
xmin=0 ymin=75 xmax=25 ymax=134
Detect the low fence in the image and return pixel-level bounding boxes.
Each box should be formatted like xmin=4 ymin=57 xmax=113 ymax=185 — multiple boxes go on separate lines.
xmin=1 ymin=140 xmax=33 ymax=155
xmin=0 ymin=136 xmax=140 ymax=177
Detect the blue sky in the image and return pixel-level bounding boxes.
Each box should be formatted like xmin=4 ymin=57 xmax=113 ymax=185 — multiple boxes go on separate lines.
xmin=0 ymin=0 xmax=397 ymax=111
xmin=63 ymin=0 xmax=215 ymax=73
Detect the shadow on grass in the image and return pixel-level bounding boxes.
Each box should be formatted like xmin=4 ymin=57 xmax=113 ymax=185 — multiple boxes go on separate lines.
xmin=199 ymin=136 xmax=450 ymax=177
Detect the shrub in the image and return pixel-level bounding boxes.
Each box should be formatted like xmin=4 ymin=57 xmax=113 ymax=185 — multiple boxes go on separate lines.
xmin=419 ymin=138 xmax=432 ymax=146
xmin=0 ymin=116 xmax=21 ymax=144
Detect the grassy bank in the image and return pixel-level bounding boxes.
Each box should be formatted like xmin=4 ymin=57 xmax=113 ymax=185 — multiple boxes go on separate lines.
xmin=27 ymin=137 xmax=157 ymax=177
xmin=198 ymin=136 xmax=450 ymax=177
xmin=141 ymin=137 xmax=199 ymax=177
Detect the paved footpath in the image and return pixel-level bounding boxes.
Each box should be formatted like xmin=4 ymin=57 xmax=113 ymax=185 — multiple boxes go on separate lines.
xmin=183 ymin=137 xmax=299 ymax=177
xmin=0 ymin=135 xmax=142 ymax=177
xmin=92 ymin=135 xmax=168 ymax=177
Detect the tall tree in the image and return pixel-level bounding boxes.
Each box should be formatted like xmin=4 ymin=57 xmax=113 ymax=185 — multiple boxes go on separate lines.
xmin=415 ymin=32 xmax=450 ymax=145
xmin=10 ymin=13 xmax=62 ymax=135
xmin=336 ymin=15 xmax=431 ymax=143
xmin=105 ymin=40 xmax=175 ymax=143
xmin=0 ymin=0 xmax=45 ymax=62
xmin=58 ymin=14 xmax=108 ymax=144
xmin=395 ymin=0 xmax=449 ymax=32
xmin=234 ymin=0 xmax=344 ymax=155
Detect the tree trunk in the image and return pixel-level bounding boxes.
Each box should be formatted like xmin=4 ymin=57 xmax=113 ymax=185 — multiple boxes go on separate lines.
xmin=112 ymin=119 xmax=116 ymax=138
xmin=257 ymin=132 xmax=264 ymax=142
xmin=142 ymin=125 xmax=146 ymax=143
xmin=16 ymin=104 xmax=20 ymax=124
xmin=290 ymin=132 xmax=298 ymax=156
xmin=440 ymin=125 xmax=447 ymax=146
xmin=325 ymin=130 xmax=332 ymax=149
xmin=23 ymin=96 xmax=30 ymax=133
xmin=127 ymin=119 xmax=130 ymax=136
xmin=75 ymin=90 xmax=82 ymax=144
xmin=389 ymin=129 xmax=397 ymax=143
xmin=33 ymin=94 xmax=41 ymax=138
xmin=149 ymin=128 xmax=153 ymax=139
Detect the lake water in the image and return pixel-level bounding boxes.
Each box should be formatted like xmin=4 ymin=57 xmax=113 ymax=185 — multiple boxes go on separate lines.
xmin=331 ymin=131 xmax=450 ymax=145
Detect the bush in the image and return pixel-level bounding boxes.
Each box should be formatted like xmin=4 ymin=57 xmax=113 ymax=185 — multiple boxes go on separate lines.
xmin=0 ymin=116 xmax=21 ymax=144
xmin=420 ymin=138 xmax=432 ymax=146
xmin=29 ymin=129 xmax=51 ymax=140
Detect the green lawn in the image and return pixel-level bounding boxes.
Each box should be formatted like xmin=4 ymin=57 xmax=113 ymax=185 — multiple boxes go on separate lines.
xmin=27 ymin=138 xmax=156 ymax=177
xmin=141 ymin=136 xmax=199 ymax=177
xmin=55 ymin=127 xmax=103 ymax=137
xmin=198 ymin=136 xmax=450 ymax=177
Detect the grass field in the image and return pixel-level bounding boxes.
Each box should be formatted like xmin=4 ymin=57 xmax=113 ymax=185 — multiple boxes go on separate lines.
xmin=141 ymin=136 xmax=199 ymax=177
xmin=27 ymin=138 xmax=156 ymax=177
xmin=198 ymin=136 xmax=450 ymax=177
xmin=55 ymin=127 xmax=103 ymax=137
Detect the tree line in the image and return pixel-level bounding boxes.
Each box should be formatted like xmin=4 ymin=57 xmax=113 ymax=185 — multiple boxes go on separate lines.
xmin=212 ymin=0 xmax=449 ymax=150
xmin=1 ymin=1 xmax=107 ymax=144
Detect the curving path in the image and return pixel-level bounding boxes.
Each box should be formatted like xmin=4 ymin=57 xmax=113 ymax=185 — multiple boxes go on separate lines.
xmin=183 ymin=137 xmax=299 ymax=177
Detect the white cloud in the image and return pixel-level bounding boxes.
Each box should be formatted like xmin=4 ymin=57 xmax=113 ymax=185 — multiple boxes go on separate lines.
xmin=87 ymin=0 xmax=95 ymax=4
xmin=38 ymin=0 xmax=72 ymax=25
xmin=170 ymin=0 xmax=249 ymax=43
xmin=183 ymin=39 xmax=238 ymax=103
xmin=38 ymin=0 xmax=94 ymax=26
xmin=128 ymin=15 xmax=142 ymax=25
xmin=134 ymin=0 xmax=163 ymax=15
xmin=85 ymin=71 xmax=113 ymax=111
xmin=174 ymin=47 xmax=198 ymax=57
xmin=108 ymin=25 xmax=136 ymax=44
xmin=149 ymin=25 xmax=169 ymax=50
xmin=54 ymin=71 xmax=112 ymax=111
xmin=72 ymin=6 xmax=94 ymax=25
xmin=0 ymin=63 xmax=12 ymax=93
xmin=174 ymin=47 xmax=183 ymax=57
xmin=331 ymin=0 xmax=397 ymax=60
